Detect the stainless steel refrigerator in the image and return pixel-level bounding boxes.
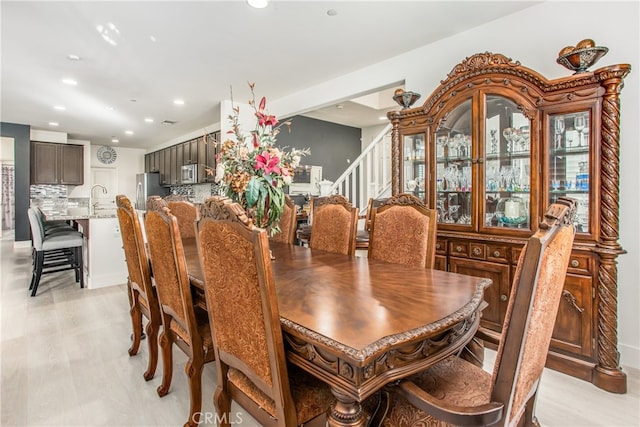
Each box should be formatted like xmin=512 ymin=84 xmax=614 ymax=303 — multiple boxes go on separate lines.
xmin=135 ymin=173 xmax=168 ymax=210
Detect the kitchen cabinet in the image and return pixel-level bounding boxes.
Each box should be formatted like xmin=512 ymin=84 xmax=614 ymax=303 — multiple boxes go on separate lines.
xmin=389 ymin=52 xmax=630 ymax=393
xmin=144 ymin=131 xmax=218 ymax=185
xmin=184 ymin=138 xmax=199 ymax=165
xmin=30 ymin=141 xmax=83 ymax=185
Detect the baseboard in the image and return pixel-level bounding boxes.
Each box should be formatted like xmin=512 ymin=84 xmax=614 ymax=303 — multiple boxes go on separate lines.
xmin=620 ymin=343 xmax=639 ymax=370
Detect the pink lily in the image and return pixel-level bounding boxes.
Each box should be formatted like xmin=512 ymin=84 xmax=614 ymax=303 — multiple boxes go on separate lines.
xmin=254 ymin=151 xmax=281 ymax=175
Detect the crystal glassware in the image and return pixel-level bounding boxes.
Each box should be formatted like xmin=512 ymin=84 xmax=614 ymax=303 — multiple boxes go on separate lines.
xmin=554 ymin=118 xmax=565 ymax=149
xmin=574 ymin=115 xmax=587 ymax=147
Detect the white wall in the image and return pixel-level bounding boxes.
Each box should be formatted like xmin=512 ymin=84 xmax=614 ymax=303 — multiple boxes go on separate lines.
xmin=164 ymin=2 xmax=640 ymax=368
xmin=1 ymin=137 xmax=15 ymax=162
xmin=88 ymin=145 xmax=145 ymax=202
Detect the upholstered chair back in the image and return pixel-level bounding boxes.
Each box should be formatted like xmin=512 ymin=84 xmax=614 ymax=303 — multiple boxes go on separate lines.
xmin=269 ymin=195 xmax=297 ymax=245
xmin=368 ymin=194 xmax=437 ymax=268
xmin=195 ymin=196 xmax=333 ymax=427
xmin=166 ymin=199 xmax=199 ymax=240
xmin=145 ymin=197 xmax=199 ymax=349
xmin=491 ymin=201 xmax=576 ymax=424
xmin=309 ymin=194 xmax=358 ymax=255
xmin=115 ymin=194 xmax=160 ymax=380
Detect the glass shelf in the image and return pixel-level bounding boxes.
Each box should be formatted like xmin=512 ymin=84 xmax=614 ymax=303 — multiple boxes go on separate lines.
xmin=549 ymin=111 xmax=590 ymax=232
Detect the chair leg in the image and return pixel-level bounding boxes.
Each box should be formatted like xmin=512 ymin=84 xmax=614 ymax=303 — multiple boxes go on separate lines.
xmin=128 ymin=291 xmax=143 ymax=357
xmin=185 ymin=358 xmax=204 ymax=427
xmin=143 ymin=319 xmax=159 ymax=381
xmin=30 ymin=251 xmax=44 ymax=297
xmin=157 ymin=331 xmax=174 ymax=397
xmin=75 ymin=246 xmax=84 ymax=288
xmin=214 ymin=367 xmax=232 ymax=427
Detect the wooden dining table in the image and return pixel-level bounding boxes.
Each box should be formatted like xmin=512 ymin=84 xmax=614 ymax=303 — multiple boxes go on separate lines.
xmin=184 ymin=239 xmax=491 ymax=427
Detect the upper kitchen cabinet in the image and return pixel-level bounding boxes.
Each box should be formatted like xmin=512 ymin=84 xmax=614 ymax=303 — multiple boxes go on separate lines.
xmin=389 ymin=52 xmax=631 ymax=393
xmin=30 ymin=141 xmax=84 ymax=185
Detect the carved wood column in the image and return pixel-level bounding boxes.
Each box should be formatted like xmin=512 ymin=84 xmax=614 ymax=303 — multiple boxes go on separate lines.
xmin=390 ymin=118 xmax=401 ymax=195
xmin=593 ymin=66 xmax=630 ymax=393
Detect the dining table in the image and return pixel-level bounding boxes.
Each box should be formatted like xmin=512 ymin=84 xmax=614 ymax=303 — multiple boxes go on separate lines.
xmin=184 ymin=239 xmax=491 ymax=427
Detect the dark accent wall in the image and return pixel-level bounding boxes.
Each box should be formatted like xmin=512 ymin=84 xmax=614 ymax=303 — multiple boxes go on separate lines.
xmin=1 ymin=122 xmax=30 ymax=241
xmin=274 ymin=116 xmax=361 ymax=182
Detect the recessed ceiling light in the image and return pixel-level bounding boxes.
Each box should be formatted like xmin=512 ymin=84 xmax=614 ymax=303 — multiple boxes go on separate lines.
xmin=173 ymin=99 xmax=185 ymax=106
xmin=111 ymin=138 xmax=119 ymax=143
xmin=48 ymin=122 xmax=59 ymax=127
xmin=125 ymin=130 xmax=134 ymax=135
xmin=247 ymin=0 xmax=268 ymax=9
xmin=144 ymin=118 xmax=154 ymax=123
xmin=336 ymin=104 xmax=344 ymax=109
xmin=105 ymin=106 xmax=114 ymax=111
xmin=67 ymin=54 xmax=81 ymax=61
xmin=62 ymin=78 xmax=77 ymax=86
xmin=149 ymin=35 xmax=156 ymax=42
xmin=379 ymin=116 xmax=387 ymax=120
xmin=54 ymin=105 xmax=66 ymax=111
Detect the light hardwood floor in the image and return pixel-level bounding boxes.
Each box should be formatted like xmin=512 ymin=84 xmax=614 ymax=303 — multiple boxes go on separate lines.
xmin=1 ymin=231 xmax=638 ymax=426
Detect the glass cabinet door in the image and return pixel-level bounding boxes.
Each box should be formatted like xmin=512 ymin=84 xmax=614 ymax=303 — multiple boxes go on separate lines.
xmin=483 ymin=96 xmax=532 ymax=230
xmin=402 ymin=133 xmax=426 ymax=198
xmin=435 ymin=99 xmax=472 ymax=226
xmin=548 ymin=111 xmax=590 ymax=233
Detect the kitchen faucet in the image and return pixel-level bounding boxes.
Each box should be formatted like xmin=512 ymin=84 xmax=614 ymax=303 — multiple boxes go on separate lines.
xmin=90 ymin=184 xmax=108 ymax=214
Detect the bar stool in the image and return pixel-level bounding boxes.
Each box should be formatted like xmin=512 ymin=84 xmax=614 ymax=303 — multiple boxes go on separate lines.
xmin=27 ymin=208 xmax=84 ymax=296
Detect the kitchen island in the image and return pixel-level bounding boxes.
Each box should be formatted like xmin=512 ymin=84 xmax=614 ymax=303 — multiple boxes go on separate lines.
xmin=42 ymin=209 xmax=128 ymax=289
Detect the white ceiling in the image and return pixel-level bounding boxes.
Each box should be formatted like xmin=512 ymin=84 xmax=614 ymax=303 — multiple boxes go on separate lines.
xmin=1 ymin=1 xmax=537 ymax=149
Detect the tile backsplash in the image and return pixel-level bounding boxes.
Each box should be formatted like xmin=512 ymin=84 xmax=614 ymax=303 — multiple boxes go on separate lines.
xmin=30 ymin=184 xmax=88 ymax=213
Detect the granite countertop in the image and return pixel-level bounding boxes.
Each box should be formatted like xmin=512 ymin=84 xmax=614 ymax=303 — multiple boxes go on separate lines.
xmin=43 ymin=209 xmax=117 ymax=221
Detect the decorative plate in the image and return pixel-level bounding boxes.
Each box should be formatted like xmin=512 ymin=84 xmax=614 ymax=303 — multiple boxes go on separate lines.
xmin=97 ymin=146 xmax=117 ymax=164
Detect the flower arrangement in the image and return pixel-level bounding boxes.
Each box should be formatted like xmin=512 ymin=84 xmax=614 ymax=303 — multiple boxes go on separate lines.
xmin=214 ymin=83 xmax=309 ymax=234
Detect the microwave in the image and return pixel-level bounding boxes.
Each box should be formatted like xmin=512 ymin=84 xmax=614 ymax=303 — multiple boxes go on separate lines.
xmin=181 ymin=164 xmax=198 ymax=184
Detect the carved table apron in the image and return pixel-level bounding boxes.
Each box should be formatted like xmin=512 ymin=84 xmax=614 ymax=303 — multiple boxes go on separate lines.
xmin=185 ymin=240 xmax=490 ymax=427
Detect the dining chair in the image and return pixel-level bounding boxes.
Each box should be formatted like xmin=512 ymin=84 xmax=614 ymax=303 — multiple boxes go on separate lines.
xmin=144 ymin=197 xmax=215 ymax=427
xmin=195 ymin=196 xmax=334 ymax=427
xmin=115 ymin=194 xmax=161 ymax=381
xmin=371 ymin=197 xmax=578 ymax=427
xmin=165 ymin=197 xmax=199 ymax=241
xmin=27 ymin=208 xmax=84 ymax=297
xmin=355 ymin=196 xmax=390 ymax=251
xmin=269 ymin=194 xmax=297 ymax=244
xmin=367 ymin=194 xmax=437 ymax=268
xmin=309 ymin=194 xmax=358 ymax=255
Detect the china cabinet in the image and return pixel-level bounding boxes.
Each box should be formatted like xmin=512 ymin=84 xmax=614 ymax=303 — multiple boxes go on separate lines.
xmin=389 ymin=52 xmax=630 ymax=393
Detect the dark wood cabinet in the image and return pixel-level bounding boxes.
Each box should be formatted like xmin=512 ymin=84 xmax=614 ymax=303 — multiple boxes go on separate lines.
xmin=30 ymin=141 xmax=83 ymax=185
xmin=145 ymin=131 xmax=218 ymax=186
xmin=389 ymin=52 xmax=630 ymax=393
xmin=184 ymin=139 xmax=199 ymax=165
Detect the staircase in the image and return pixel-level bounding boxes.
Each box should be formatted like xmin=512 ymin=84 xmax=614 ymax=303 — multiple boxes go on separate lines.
xmin=328 ymin=124 xmax=392 ymax=215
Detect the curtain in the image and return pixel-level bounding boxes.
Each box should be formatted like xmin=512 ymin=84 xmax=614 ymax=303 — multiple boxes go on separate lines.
xmin=1 ymin=164 xmax=15 ymax=230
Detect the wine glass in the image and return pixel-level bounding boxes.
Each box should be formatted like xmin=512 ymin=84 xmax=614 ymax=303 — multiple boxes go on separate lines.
xmin=574 ymin=115 xmax=587 ymax=147
xmin=554 ymin=118 xmax=565 ymax=150
xmin=502 ymin=128 xmax=514 ymax=153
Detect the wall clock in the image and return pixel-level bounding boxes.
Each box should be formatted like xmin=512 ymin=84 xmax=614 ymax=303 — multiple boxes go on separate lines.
xmin=97 ymin=146 xmax=117 ymax=164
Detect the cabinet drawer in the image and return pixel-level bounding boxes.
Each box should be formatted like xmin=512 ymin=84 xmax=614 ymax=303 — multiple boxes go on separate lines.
xmin=487 ymin=244 xmax=509 ymax=264
xmin=449 ymin=241 xmax=469 ymax=258
xmin=567 ymin=253 xmax=592 ymax=275
xmin=469 ymin=243 xmax=486 ymax=260
xmin=435 ymin=238 xmax=447 ymax=255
